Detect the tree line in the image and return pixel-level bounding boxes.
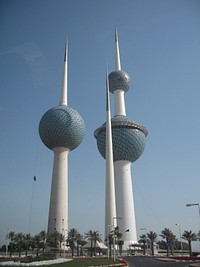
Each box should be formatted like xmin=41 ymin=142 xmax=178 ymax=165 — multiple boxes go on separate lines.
xmin=2 ymin=228 xmax=102 ymax=258
xmin=2 ymin=227 xmax=199 ymax=258
xmin=138 ymin=228 xmax=199 ymax=256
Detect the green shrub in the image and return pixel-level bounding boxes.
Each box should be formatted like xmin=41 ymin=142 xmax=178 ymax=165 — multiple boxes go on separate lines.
xmin=20 ymin=253 xmax=56 ymax=263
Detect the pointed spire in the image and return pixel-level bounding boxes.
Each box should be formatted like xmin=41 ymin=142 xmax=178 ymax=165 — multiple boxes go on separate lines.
xmin=60 ymin=37 xmax=68 ymax=105
xmin=115 ymin=26 xmax=121 ymax=71
xmin=106 ymin=65 xmax=109 ymax=112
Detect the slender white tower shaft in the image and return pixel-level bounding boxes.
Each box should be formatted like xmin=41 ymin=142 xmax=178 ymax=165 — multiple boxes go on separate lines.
xmin=114 ymin=160 xmax=137 ymax=248
xmin=105 ymin=67 xmax=117 ymax=241
xmin=48 ymin=147 xmax=69 ymax=236
xmin=114 ymin=28 xmax=126 ymax=116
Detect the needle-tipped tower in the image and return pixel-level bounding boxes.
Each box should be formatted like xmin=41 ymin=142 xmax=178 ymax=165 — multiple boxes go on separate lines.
xmin=105 ymin=66 xmax=117 ymax=242
xmin=60 ymin=38 xmax=68 ymax=105
xmin=115 ymin=27 xmax=121 ymax=71
xmin=94 ymin=29 xmax=148 ymax=249
xmin=39 ymin=38 xmax=85 ymax=249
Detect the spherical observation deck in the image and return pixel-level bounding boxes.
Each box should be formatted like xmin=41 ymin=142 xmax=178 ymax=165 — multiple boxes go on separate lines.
xmin=39 ymin=105 xmax=85 ymax=151
xmin=108 ymin=70 xmax=130 ymax=94
xmin=94 ymin=115 xmax=148 ymax=163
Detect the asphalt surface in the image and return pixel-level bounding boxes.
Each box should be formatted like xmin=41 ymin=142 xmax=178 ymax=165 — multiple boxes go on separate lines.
xmin=123 ymin=256 xmax=196 ymax=267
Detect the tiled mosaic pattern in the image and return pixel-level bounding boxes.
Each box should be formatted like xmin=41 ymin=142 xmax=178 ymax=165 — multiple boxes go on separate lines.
xmin=39 ymin=105 xmax=85 ymax=151
xmin=108 ymin=70 xmax=130 ymax=93
xmin=94 ymin=115 xmax=147 ymax=163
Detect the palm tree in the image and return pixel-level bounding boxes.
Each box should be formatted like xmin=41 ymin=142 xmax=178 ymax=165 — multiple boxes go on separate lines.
xmin=197 ymin=230 xmax=200 ymax=241
xmin=85 ymin=230 xmax=94 ymax=257
xmin=182 ymin=230 xmax=197 ymax=256
xmin=147 ymin=231 xmax=157 ymax=256
xmin=67 ymin=228 xmax=79 ymax=257
xmin=76 ymin=233 xmax=84 ymax=256
xmin=113 ymin=226 xmax=122 ymax=240
xmin=7 ymin=231 xmax=15 ymax=257
xmin=14 ymin=233 xmax=24 ymax=257
xmin=34 ymin=234 xmax=41 ymax=256
xmin=113 ymin=226 xmax=122 ymax=256
xmin=30 ymin=236 xmax=36 ymax=254
xmin=107 ymin=233 xmax=113 ymax=258
xmin=24 ymin=234 xmax=31 ymax=257
xmin=160 ymin=228 xmax=176 ymax=256
xmin=57 ymin=233 xmax=65 ymax=256
xmin=117 ymin=240 xmax=124 ymax=256
xmin=139 ymin=234 xmax=147 ymax=255
xmin=92 ymin=231 xmax=101 ymax=256
xmin=39 ymin=230 xmax=47 ymax=254
xmin=85 ymin=230 xmax=101 ymax=257
xmin=46 ymin=232 xmax=59 ymax=251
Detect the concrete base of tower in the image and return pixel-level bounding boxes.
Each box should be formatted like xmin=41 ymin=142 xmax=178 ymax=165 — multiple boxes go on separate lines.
xmin=114 ymin=160 xmax=138 ymax=244
xmin=122 ymin=240 xmax=139 ymax=252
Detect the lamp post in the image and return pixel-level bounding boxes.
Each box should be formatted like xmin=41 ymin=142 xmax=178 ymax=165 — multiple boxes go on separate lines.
xmin=186 ymin=203 xmax=200 ymax=232
xmin=140 ymin=228 xmax=148 ymax=255
xmin=175 ymin=223 xmax=183 ymax=256
xmin=186 ymin=203 xmax=200 ymax=217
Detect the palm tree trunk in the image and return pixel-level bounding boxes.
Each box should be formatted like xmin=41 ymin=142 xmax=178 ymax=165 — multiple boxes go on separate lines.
xmin=59 ymin=242 xmax=62 ymax=256
xmin=94 ymin=243 xmax=96 ymax=256
xmin=143 ymin=244 xmax=145 ymax=255
xmin=151 ymin=241 xmax=154 ymax=256
xmin=167 ymin=243 xmax=170 ymax=256
xmin=171 ymin=244 xmax=174 ymax=255
xmin=89 ymin=241 xmax=92 ymax=257
xmin=189 ymin=241 xmax=192 ymax=257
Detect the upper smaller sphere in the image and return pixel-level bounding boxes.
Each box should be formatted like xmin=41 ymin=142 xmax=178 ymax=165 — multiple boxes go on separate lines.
xmin=108 ymin=70 xmax=130 ymax=94
xmin=39 ymin=105 xmax=85 ymax=151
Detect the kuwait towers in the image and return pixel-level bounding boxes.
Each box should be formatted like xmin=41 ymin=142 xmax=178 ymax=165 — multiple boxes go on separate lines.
xmin=39 ymin=41 xmax=85 ymax=239
xmin=94 ymin=29 xmax=148 ymax=248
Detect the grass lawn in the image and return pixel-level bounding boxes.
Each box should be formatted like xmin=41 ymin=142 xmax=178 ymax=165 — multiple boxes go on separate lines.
xmin=57 ymin=258 xmax=120 ymax=266
xmin=0 ymin=258 xmax=120 ymax=267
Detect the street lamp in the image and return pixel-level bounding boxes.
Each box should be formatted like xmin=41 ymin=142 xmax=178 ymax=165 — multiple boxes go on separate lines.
xmin=140 ymin=228 xmax=148 ymax=255
xmin=175 ymin=223 xmax=183 ymax=256
xmin=186 ymin=203 xmax=200 ymax=233
xmin=186 ymin=203 xmax=200 ymax=217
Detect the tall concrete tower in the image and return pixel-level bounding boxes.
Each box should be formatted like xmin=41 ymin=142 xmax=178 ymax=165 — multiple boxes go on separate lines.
xmin=104 ymin=67 xmax=117 ymax=242
xmin=39 ymin=40 xmax=85 ymax=239
xmin=94 ymin=29 xmax=148 ymax=248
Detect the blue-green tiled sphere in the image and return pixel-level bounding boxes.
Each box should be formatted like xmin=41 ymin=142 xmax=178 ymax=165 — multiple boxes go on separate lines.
xmin=39 ymin=105 xmax=85 ymax=151
xmin=94 ymin=115 xmax=147 ymax=163
xmin=108 ymin=70 xmax=130 ymax=94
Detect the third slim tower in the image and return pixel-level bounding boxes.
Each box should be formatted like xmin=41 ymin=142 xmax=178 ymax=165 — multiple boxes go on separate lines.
xmin=94 ymin=29 xmax=148 ymax=248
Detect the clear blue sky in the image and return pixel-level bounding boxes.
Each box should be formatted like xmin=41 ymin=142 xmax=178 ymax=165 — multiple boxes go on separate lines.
xmin=0 ymin=0 xmax=200 ymax=246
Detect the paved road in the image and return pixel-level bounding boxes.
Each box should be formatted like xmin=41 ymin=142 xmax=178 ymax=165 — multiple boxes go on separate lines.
xmin=123 ymin=256 xmax=195 ymax=267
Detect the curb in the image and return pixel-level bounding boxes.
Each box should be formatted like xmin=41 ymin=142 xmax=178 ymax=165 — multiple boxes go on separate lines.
xmin=108 ymin=258 xmax=128 ymax=266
